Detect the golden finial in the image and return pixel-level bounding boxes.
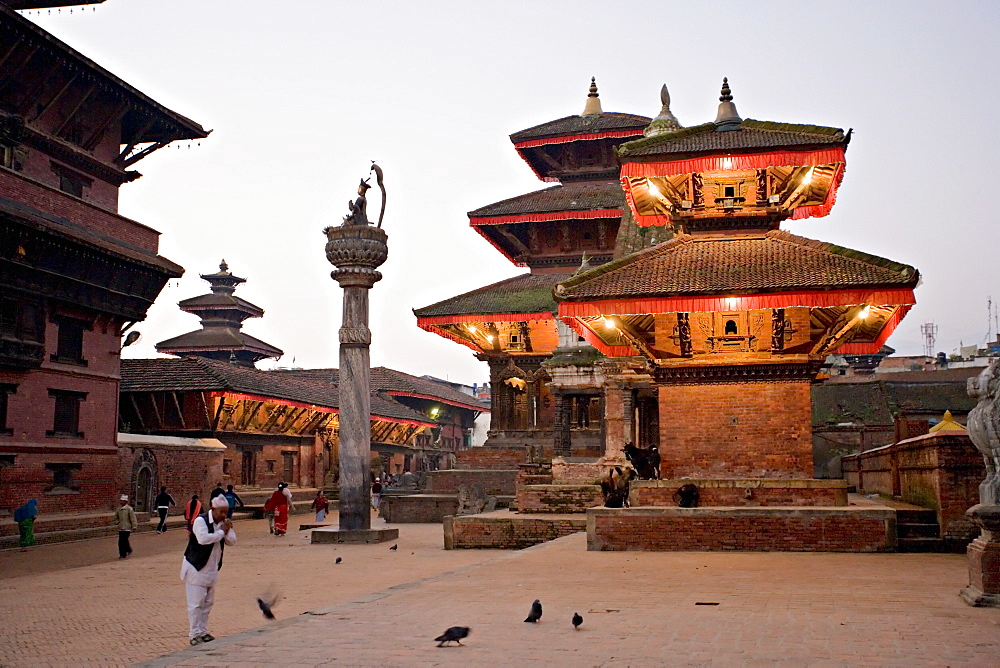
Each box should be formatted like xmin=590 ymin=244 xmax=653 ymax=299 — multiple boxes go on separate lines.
xmin=582 ymin=77 xmax=603 ymax=115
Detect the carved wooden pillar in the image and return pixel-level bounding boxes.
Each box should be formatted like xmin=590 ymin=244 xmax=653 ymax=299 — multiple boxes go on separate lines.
xmin=526 ymin=380 xmax=537 ymax=430
xmin=622 ymin=387 xmax=635 ymax=446
xmin=553 ymin=392 xmax=572 ymax=456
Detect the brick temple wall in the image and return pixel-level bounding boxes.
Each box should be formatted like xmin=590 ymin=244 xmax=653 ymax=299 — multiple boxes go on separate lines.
xmin=843 ymin=432 xmax=984 ymax=541
xmin=657 ymin=380 xmax=813 ymax=478
xmin=379 ymin=495 xmax=458 ymax=523
xmin=455 ymin=448 xmax=526 ymax=470
xmin=425 ymin=469 xmax=517 ymax=496
xmin=116 ymin=436 xmax=225 ymax=515
xmin=517 ymin=485 xmax=604 ymax=514
xmin=630 ymin=479 xmax=848 ymax=507
xmin=587 ymin=507 xmax=896 ymax=552
xmin=444 ymin=514 xmax=586 ymax=549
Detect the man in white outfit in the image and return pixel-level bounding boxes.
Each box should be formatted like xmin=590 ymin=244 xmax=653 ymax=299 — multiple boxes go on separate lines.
xmin=180 ymin=494 xmax=236 ymax=645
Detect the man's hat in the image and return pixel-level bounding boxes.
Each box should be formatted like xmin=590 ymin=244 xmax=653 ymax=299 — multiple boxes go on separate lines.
xmin=211 ymin=495 xmax=230 ymax=509
xmin=120 ymin=494 xmax=129 ymax=501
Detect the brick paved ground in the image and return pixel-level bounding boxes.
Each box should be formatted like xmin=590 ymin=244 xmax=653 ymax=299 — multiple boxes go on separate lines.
xmin=3 ymin=511 xmax=1000 ymax=666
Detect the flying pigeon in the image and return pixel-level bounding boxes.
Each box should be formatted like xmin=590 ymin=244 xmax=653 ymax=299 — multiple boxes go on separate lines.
xmin=572 ymin=612 xmax=583 ymax=629
xmin=390 ymin=544 xmax=398 ymax=551
xmin=434 ymin=626 xmax=470 ymax=647
xmin=256 ymin=592 xmax=279 ymax=620
xmin=335 ymin=557 xmax=342 ymax=564
xmin=524 ymin=599 xmax=542 ymax=623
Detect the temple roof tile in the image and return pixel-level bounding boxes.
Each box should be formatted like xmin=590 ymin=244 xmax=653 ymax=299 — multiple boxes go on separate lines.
xmin=469 ymin=181 xmax=624 ymax=220
xmin=414 ymin=272 xmax=569 ymax=319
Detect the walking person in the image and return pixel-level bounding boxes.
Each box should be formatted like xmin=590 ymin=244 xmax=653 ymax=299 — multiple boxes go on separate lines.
xmin=222 ymin=485 xmax=244 ymax=520
xmin=209 ymin=482 xmax=225 ymax=501
xmin=184 ymin=495 xmax=202 ymax=534
xmin=371 ymin=479 xmax=383 ymax=512
xmin=181 ymin=495 xmax=236 ymax=646
xmin=263 ymin=482 xmax=291 ymax=536
xmin=154 ymin=487 xmax=176 ymax=533
xmin=310 ymin=490 xmax=329 ymax=522
xmin=114 ymin=494 xmax=138 ymax=559
xmin=14 ymin=498 xmax=38 ymax=548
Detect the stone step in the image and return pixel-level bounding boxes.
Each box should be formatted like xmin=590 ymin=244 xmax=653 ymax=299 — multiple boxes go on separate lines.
xmin=895 ymin=508 xmax=938 ymax=524
xmin=897 ymin=537 xmax=946 ymax=553
xmin=897 ymin=522 xmax=940 ymax=539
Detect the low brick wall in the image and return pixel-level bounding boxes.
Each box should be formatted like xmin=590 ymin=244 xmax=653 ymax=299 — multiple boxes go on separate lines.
xmin=455 ymin=448 xmax=526 ymax=470
xmin=587 ymin=507 xmax=896 ymax=552
xmin=551 ymin=458 xmax=604 ymax=484
xmin=843 ymin=432 xmax=984 ymax=541
xmin=425 ymin=469 xmax=517 ymax=496
xmin=630 ymin=479 xmax=849 ymax=507
xmin=379 ymin=494 xmax=459 ymax=523
xmin=517 ymin=485 xmax=604 ymax=514
xmin=444 ymin=513 xmax=586 ymax=549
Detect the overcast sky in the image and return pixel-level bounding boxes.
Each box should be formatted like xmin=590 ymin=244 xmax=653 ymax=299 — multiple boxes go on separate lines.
xmin=21 ymin=0 xmax=1000 ymax=383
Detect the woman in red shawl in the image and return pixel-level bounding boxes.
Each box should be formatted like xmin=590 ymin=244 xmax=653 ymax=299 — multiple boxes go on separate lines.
xmin=184 ymin=495 xmax=202 ymax=533
xmin=263 ymin=482 xmax=291 ymax=536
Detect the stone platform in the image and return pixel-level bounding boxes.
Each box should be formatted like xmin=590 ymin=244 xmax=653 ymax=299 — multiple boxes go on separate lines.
xmin=630 ymin=478 xmax=849 ymax=507
xmin=587 ymin=505 xmax=896 ymax=552
xmin=310 ymin=527 xmax=398 ymax=544
xmin=444 ymin=510 xmax=585 ymax=549
xmin=380 ymin=494 xmax=459 ymax=523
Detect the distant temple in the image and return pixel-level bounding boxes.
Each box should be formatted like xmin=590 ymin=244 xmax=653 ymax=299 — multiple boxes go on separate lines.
xmin=155 ymin=261 xmax=283 ymax=367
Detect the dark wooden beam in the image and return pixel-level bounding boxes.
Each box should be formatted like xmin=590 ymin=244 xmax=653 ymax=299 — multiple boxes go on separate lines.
xmin=148 ymin=393 xmax=164 ymax=430
xmin=31 ymin=72 xmax=76 ymax=122
xmin=200 ymin=392 xmax=213 ymax=431
xmin=127 ymin=393 xmax=146 ymax=431
xmin=53 ymin=83 xmax=96 ymax=136
xmin=236 ymin=400 xmax=263 ymax=431
xmin=83 ymin=102 xmax=128 ymax=151
xmin=211 ymin=396 xmax=226 ymax=432
xmin=14 ymin=59 xmax=62 ymax=116
xmin=171 ymin=391 xmax=186 ymax=429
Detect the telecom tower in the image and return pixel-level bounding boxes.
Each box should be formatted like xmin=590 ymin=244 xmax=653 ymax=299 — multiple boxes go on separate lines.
xmin=921 ymin=321 xmax=938 ymax=358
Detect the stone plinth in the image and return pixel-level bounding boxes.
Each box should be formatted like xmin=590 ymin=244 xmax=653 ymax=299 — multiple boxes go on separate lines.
xmin=587 ymin=506 xmax=896 ymax=552
xmin=517 ymin=484 xmax=604 ymax=514
xmin=630 ymin=478 xmax=849 ymax=507
xmin=425 ymin=469 xmax=518 ymax=496
xmin=310 ymin=527 xmax=398 ymax=544
xmin=961 ymin=504 xmax=1000 ymax=607
xmin=444 ymin=511 xmax=585 ymax=549
xmin=379 ymin=494 xmax=459 ymax=523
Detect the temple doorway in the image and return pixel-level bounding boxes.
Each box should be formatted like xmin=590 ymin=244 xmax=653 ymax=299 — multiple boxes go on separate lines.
xmin=134 ymin=466 xmax=152 ymax=512
xmin=240 ymin=449 xmax=256 ymax=486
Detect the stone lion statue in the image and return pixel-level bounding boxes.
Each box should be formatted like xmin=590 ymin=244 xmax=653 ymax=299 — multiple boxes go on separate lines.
xmin=967 ymin=360 xmax=1000 ymax=506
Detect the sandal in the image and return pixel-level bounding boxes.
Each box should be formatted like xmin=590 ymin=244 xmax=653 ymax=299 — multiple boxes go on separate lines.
xmin=201 ymin=633 xmax=215 ymax=642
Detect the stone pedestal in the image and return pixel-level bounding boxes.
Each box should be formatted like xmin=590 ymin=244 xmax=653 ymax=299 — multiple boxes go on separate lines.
xmin=310 ymin=527 xmax=398 ymax=544
xmin=961 ymin=504 xmax=1000 ymax=607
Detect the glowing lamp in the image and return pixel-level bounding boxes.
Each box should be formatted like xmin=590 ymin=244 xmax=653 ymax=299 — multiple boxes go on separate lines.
xmin=802 ymin=167 xmax=814 ymax=185
xmin=603 ymin=316 xmax=617 ymax=330
xmin=647 ymin=179 xmax=663 ymax=199
xmin=726 ymin=297 xmax=739 ymax=309
xmin=858 ymin=305 xmax=871 ymax=320
xmin=721 ymin=157 xmax=734 ymax=169
xmin=467 ymin=325 xmax=478 ymax=334
xmin=486 ymin=335 xmax=495 ymax=342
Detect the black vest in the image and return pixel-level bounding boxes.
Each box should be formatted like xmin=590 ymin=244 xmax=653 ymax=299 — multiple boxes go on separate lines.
xmin=184 ymin=513 xmax=225 ymax=572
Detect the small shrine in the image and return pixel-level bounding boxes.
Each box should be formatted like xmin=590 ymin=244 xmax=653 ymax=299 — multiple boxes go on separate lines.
xmin=155 ymin=260 xmax=283 ymax=367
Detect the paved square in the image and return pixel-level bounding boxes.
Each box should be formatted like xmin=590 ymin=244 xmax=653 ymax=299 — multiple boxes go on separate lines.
xmin=2 ymin=513 xmax=999 ymax=666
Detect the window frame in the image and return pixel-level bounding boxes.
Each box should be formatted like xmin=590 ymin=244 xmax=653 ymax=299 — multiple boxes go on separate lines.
xmin=47 ymin=389 xmax=87 ymax=439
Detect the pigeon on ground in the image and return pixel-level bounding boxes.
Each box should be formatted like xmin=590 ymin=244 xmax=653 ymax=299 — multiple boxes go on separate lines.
xmin=256 ymin=591 xmax=279 ymax=620
xmin=572 ymin=612 xmax=583 ymax=629
xmin=524 ymin=599 xmax=542 ymax=623
xmin=434 ymin=626 xmax=470 ymax=647
xmin=335 ymin=557 xmax=342 ymax=564
xmin=390 ymin=544 xmax=398 ymax=551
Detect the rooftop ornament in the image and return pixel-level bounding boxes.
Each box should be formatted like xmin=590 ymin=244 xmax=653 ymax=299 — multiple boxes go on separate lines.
xmin=643 ymin=84 xmax=683 ymax=137
xmin=714 ymin=77 xmax=742 ymax=131
xmin=581 ymin=77 xmax=603 ymax=116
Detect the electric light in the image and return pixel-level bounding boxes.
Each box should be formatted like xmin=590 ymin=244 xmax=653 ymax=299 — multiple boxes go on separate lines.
xmin=721 ymin=157 xmax=734 ymax=169
xmin=726 ymin=297 xmax=739 ymax=309
xmin=801 ymin=167 xmax=814 ymax=185
xmin=467 ymin=324 xmax=478 ymax=334
xmin=647 ymin=179 xmax=663 ymax=199
xmin=859 ymin=305 xmax=871 ymax=319
xmin=604 ymin=316 xmax=617 ymax=330
xmin=486 ymin=335 xmax=494 ymax=342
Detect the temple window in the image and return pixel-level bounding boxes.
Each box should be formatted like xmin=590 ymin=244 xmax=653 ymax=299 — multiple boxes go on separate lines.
xmin=47 ymin=389 xmax=86 ymax=438
xmin=265 ymin=460 xmax=275 ymax=473
xmin=724 ymin=186 xmax=735 ymax=198
xmin=223 ymin=459 xmax=231 ymax=475
xmin=725 ymin=320 xmax=738 ymax=335
xmin=50 ymin=162 xmax=92 ymax=199
xmin=0 ymin=144 xmax=11 ymax=169
xmin=45 ymin=462 xmax=82 ymax=492
xmin=0 ymin=383 xmax=15 ymax=435
xmin=51 ymin=316 xmax=90 ymax=365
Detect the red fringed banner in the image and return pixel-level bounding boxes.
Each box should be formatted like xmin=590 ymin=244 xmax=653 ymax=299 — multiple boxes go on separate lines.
xmin=514 ymin=129 xmax=645 ymax=150
xmin=470 ymin=208 xmax=622 ymax=226
xmin=620 ymin=147 xmax=848 ymax=227
xmin=557 ymin=288 xmax=915 ymax=318
xmin=417 ymin=313 xmax=557 ymax=354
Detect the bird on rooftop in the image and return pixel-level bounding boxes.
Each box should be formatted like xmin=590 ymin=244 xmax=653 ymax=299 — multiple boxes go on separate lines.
xmin=335 ymin=557 xmax=342 ymax=564
xmin=572 ymin=612 xmax=583 ymax=629
xmin=390 ymin=544 xmax=398 ymax=551
xmin=524 ymin=599 xmax=542 ymax=623
xmin=434 ymin=626 xmax=470 ymax=647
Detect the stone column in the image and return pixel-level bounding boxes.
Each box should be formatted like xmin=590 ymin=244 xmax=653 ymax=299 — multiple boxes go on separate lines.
xmin=319 ymin=222 xmax=396 ymax=543
xmin=622 ymin=386 xmax=635 ymax=446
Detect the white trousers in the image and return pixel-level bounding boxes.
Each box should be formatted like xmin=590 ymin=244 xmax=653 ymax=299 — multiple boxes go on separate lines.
xmin=185 ymin=581 xmax=216 ymax=639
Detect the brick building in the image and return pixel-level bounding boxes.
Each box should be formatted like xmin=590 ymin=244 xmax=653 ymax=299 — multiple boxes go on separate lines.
xmin=0 ymin=5 xmax=207 ymax=515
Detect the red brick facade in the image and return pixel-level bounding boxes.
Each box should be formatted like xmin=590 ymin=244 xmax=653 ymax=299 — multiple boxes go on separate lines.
xmin=630 ymin=479 xmax=848 ymax=507
xmin=587 ymin=507 xmax=896 ymax=552
xmin=425 ymin=469 xmax=517 ymax=496
xmin=455 ymin=448 xmax=526 ymax=470
xmin=517 ymin=484 xmax=604 ymax=514
xmin=657 ymin=380 xmax=813 ymax=479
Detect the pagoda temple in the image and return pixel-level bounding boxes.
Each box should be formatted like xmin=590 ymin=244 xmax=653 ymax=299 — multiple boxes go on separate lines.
xmin=155 ymin=260 xmax=283 ymax=367
xmin=555 ymin=78 xmax=919 ymax=481
xmin=414 ymin=79 xmax=653 ymax=453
